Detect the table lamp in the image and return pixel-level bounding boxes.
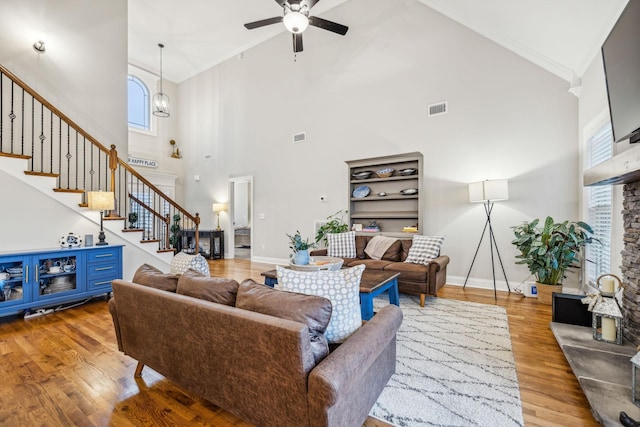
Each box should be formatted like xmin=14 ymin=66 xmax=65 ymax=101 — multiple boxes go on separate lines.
xmin=212 ymin=203 xmax=227 ymax=231
xmin=88 ymin=191 xmax=115 ymax=245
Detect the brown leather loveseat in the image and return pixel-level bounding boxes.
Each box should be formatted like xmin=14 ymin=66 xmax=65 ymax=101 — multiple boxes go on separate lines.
xmin=109 ymin=268 xmax=403 ymax=427
xmin=312 ymin=235 xmax=449 ymax=306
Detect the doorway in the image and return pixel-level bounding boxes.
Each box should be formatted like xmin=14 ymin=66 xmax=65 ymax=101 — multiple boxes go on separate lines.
xmin=228 ymin=176 xmax=253 ymax=260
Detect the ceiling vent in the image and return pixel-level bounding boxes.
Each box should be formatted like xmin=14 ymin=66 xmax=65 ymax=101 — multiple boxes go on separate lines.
xmin=293 ymin=132 xmax=307 ymax=143
xmin=428 ymin=101 xmax=448 ymax=117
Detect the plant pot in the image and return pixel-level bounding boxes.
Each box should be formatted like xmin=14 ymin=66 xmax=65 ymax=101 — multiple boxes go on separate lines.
xmin=293 ymin=250 xmax=310 ymax=266
xmin=536 ymin=282 xmax=562 ymax=305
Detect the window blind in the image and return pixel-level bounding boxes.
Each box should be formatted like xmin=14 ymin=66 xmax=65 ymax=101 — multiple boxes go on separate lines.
xmin=585 ymin=123 xmax=613 ymax=285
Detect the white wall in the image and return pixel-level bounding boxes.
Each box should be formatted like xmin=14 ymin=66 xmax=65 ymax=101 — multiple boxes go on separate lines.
xmin=0 ymin=0 xmax=128 ymax=156
xmin=178 ymin=0 xmax=579 ymax=288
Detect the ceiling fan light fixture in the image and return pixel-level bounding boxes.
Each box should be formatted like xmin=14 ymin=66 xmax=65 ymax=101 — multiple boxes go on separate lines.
xmin=283 ymin=11 xmax=309 ymax=34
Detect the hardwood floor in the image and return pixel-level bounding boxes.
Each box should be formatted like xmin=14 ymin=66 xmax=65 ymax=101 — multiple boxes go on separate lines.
xmin=0 ymin=258 xmax=597 ymax=426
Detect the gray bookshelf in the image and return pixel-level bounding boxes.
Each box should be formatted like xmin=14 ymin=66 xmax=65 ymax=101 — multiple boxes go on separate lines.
xmin=346 ymin=152 xmax=423 ymax=235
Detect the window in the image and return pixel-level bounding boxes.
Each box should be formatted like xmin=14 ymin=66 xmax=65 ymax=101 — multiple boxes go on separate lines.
xmin=585 ymin=121 xmax=613 ymax=285
xmin=128 ymin=75 xmax=150 ymax=130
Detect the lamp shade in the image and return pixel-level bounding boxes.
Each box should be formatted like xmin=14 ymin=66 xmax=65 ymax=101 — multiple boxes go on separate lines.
xmin=283 ymin=11 xmax=309 ymax=33
xmin=212 ymin=203 xmax=227 ymax=213
xmin=468 ymin=179 xmax=509 ymax=203
xmin=87 ymin=191 xmax=115 ymax=210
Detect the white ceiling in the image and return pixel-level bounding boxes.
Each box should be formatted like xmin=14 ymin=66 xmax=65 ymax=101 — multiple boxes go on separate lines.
xmin=129 ymin=0 xmax=629 ymax=84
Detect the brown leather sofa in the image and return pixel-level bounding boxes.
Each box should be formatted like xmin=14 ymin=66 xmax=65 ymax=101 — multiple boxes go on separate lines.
xmin=312 ymin=235 xmax=449 ymax=306
xmin=109 ymin=276 xmax=403 ymax=427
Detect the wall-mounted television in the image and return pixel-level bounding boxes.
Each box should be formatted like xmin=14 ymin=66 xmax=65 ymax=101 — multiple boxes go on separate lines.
xmin=602 ymin=0 xmax=640 ymax=144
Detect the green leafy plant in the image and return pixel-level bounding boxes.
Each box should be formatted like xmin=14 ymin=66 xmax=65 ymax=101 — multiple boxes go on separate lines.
xmin=315 ymin=210 xmax=349 ymax=246
xmin=128 ymin=212 xmax=138 ymax=229
xmin=511 ymin=216 xmax=596 ymax=285
xmin=287 ymin=230 xmax=315 ymax=254
xmin=169 ymin=214 xmax=181 ymax=249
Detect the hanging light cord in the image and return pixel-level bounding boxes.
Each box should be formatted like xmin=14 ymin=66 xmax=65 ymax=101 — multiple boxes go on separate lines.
xmin=158 ymin=43 xmax=164 ymax=94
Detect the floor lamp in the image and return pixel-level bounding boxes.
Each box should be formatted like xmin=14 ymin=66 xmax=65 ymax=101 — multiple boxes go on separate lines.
xmin=464 ymin=179 xmax=511 ymax=300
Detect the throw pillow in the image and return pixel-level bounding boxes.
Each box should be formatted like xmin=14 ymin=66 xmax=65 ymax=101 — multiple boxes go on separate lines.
xmin=176 ymin=269 xmax=239 ymax=306
xmin=236 ymin=279 xmax=332 ymax=364
xmin=131 ymin=263 xmax=179 ymax=292
xmin=327 ymin=231 xmax=356 ymax=258
xmin=276 ymin=264 xmax=365 ymax=343
xmin=169 ymin=251 xmax=210 ymax=276
xmin=404 ymin=235 xmax=445 ymax=265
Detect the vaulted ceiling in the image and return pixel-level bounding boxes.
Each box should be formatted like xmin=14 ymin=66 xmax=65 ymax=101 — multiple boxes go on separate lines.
xmin=129 ymin=0 xmax=629 ymax=84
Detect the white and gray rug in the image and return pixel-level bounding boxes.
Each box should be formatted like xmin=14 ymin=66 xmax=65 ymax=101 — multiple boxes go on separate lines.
xmin=370 ymin=295 xmax=524 ymax=427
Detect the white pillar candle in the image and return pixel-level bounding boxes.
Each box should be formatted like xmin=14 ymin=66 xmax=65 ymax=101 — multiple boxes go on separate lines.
xmin=602 ymin=317 xmax=617 ymax=341
xmin=601 ymin=277 xmax=615 ymax=293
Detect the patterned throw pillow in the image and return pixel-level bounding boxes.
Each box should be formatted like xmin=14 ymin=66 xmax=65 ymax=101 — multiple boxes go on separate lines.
xmin=327 ymin=231 xmax=356 ymax=258
xmin=276 ymin=264 xmax=365 ymax=343
xmin=404 ymin=235 xmax=445 ymax=265
xmin=169 ymin=252 xmax=210 ymax=276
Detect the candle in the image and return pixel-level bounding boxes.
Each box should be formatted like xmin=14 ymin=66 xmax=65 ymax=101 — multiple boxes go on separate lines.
xmin=602 ymin=317 xmax=617 ymax=341
xmin=601 ymin=277 xmax=615 ymax=293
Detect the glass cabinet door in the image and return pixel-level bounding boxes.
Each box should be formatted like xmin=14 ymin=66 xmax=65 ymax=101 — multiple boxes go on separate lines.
xmin=34 ymin=252 xmax=79 ymax=299
xmin=0 ymin=256 xmax=27 ymax=306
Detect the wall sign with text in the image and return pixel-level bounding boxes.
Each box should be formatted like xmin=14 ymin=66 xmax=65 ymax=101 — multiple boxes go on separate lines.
xmin=127 ymin=156 xmax=158 ymax=168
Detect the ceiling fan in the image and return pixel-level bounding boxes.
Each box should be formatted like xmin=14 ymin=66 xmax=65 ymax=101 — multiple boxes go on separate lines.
xmin=244 ymin=0 xmax=349 ymax=53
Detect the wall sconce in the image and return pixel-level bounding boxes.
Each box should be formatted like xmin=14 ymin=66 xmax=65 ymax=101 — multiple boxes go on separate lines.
xmin=33 ymin=40 xmax=46 ymax=54
xmin=170 ymin=139 xmax=182 ymax=159
xmin=592 ymin=297 xmax=623 ymax=345
xmin=87 ymin=191 xmax=115 ymax=246
xmin=212 ymin=203 xmax=228 ymax=231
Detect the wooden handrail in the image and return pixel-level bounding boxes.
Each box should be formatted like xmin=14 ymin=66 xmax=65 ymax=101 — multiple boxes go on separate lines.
xmin=0 ymin=64 xmax=111 ymax=156
xmin=129 ymin=193 xmax=170 ymax=223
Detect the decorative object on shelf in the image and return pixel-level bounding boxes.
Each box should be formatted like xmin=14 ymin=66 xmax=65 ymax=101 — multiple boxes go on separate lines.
xmin=591 ymin=297 xmax=623 ymax=344
xmin=152 ymin=43 xmax=170 ymax=118
xmin=169 ymin=214 xmax=181 ymax=250
xmin=287 ymin=230 xmax=315 ymax=266
xmin=631 ymin=353 xmax=640 ymax=408
xmin=59 ymin=232 xmax=82 ymax=248
xmin=377 ymin=192 xmax=387 ymax=197
xmin=351 ymin=170 xmax=373 ymax=180
xmin=315 ymin=210 xmax=349 ymax=246
xmin=464 ymin=179 xmax=510 ymax=300
xmin=398 ymin=168 xmax=417 ymax=176
xmin=597 ymin=273 xmax=622 ymax=297
xmin=402 ymin=226 xmax=418 ymax=233
xmin=512 ymin=215 xmax=597 ymax=305
xmin=352 ymin=223 xmax=363 ymax=231
xmin=87 ymin=191 xmax=115 ymax=246
xmin=377 ymin=168 xmax=394 ymax=178
xmin=352 ymin=185 xmax=371 ymax=198
xmin=212 ymin=203 xmax=227 ymax=231
xmin=400 ymin=188 xmax=418 ymax=195
xmin=128 ymin=212 xmax=138 ymax=229
xmin=170 ymin=139 xmax=182 ymax=158
xmin=362 ymin=220 xmax=380 ymax=233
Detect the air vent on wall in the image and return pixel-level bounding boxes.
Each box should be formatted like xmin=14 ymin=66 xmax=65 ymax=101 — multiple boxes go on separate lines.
xmin=293 ymin=132 xmax=307 ymax=143
xmin=428 ymin=101 xmax=448 ymax=117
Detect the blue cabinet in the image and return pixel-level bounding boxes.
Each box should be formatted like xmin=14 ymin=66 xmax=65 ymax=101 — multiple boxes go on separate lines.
xmin=0 ymin=245 xmax=123 ymax=318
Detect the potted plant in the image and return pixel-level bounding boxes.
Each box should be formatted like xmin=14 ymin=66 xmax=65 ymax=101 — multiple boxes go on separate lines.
xmin=315 ymin=209 xmax=349 ymax=247
xmin=128 ymin=212 xmax=138 ymax=229
xmin=287 ymin=230 xmax=315 ymax=265
xmin=511 ymin=216 xmax=596 ymax=305
xmin=169 ymin=214 xmax=182 ymax=251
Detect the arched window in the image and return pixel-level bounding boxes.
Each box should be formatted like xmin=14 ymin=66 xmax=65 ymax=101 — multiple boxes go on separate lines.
xmin=128 ymin=75 xmax=150 ymax=130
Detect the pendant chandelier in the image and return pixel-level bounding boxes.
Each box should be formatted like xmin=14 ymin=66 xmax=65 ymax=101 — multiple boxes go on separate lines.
xmin=152 ymin=43 xmax=170 ymax=118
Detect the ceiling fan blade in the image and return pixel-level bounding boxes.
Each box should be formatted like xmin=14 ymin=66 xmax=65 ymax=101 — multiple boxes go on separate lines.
xmin=308 ymin=16 xmax=349 ymax=35
xmin=244 ymin=16 xmax=283 ymax=30
xmin=293 ymin=33 xmax=304 ymax=52
xmin=303 ymin=0 xmax=320 ymax=9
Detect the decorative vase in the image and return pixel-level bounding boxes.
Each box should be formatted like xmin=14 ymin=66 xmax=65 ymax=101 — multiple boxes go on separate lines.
xmin=294 ymin=249 xmax=310 ymax=266
xmin=536 ymin=282 xmax=562 ymax=305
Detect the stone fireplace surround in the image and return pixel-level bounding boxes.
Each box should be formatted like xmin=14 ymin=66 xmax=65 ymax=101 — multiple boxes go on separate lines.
xmin=622 ymin=181 xmax=640 ymax=345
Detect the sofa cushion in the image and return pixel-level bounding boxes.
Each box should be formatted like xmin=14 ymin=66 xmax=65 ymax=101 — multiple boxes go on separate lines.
xmin=176 ymin=269 xmax=239 ymax=306
xmin=236 ymin=279 xmax=332 ymax=364
xmin=364 ymin=236 xmax=400 ymax=260
xmin=327 ymin=231 xmax=356 ymax=258
xmin=132 ymin=263 xmax=179 ymax=292
xmin=170 ymin=251 xmax=210 ymax=276
xmin=404 ymin=235 xmax=445 ymax=265
xmin=381 ymin=240 xmax=403 ymax=262
xmin=276 ymin=264 xmax=365 ymax=343
xmin=355 ymin=235 xmax=369 ymax=259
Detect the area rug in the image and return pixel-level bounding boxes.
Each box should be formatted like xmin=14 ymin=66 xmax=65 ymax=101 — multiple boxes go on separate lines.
xmin=370 ymin=295 xmax=524 ymax=427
